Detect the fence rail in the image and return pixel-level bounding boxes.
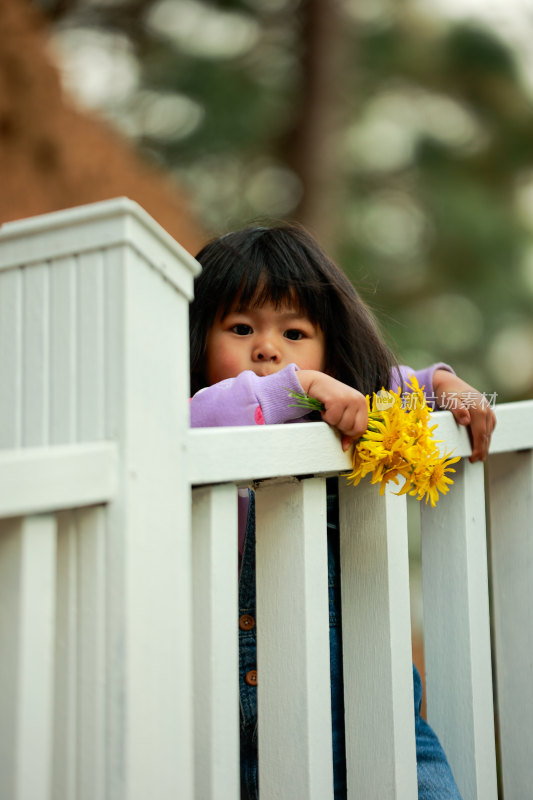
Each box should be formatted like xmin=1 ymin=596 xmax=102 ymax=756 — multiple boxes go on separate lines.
xmin=0 ymin=199 xmax=532 ymax=800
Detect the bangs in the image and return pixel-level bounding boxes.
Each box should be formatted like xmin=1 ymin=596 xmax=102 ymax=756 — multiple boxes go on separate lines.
xmin=229 ymin=270 xmax=321 ymax=322
xmin=215 ymin=233 xmax=327 ymax=325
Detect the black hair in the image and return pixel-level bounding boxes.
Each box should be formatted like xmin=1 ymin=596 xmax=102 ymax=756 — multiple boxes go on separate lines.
xmin=189 ymin=223 xmax=398 ymax=396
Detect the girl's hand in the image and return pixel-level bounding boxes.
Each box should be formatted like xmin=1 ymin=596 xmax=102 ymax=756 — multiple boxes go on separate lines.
xmin=432 ymin=369 xmax=497 ymax=463
xmin=297 ymin=370 xmax=368 ymax=451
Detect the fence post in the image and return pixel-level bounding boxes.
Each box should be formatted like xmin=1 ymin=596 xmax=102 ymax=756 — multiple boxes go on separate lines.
xmin=0 ymin=199 xmax=200 ymax=800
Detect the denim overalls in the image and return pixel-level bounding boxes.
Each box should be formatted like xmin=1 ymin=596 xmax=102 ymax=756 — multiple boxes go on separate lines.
xmin=238 ymin=479 xmax=462 ymax=800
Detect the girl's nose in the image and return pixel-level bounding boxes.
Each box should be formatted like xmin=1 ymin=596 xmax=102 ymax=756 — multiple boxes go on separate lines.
xmin=252 ymin=337 xmax=280 ymax=362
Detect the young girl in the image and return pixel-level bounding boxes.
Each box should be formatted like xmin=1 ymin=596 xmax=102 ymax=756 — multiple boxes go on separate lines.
xmin=189 ymin=224 xmax=496 ymax=800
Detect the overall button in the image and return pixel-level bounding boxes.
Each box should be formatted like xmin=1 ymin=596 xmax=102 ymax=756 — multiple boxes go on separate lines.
xmin=245 ymin=669 xmax=257 ymax=687
xmin=239 ymin=614 xmax=255 ymax=631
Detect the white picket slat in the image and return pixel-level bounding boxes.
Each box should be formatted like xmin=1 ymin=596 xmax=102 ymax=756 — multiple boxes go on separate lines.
xmin=52 ymin=507 xmax=107 ymax=800
xmin=488 ymin=450 xmax=533 ymax=800
xmin=421 ymin=459 xmax=497 ymax=800
xmin=192 ymin=484 xmax=240 ymax=800
xmin=338 ymin=478 xmax=418 ymax=799
xmin=53 ymin=511 xmax=79 ymax=800
xmin=0 ymin=514 xmax=57 ymax=800
xmin=255 ymin=477 xmax=334 ymax=800
xmin=77 ymin=507 xmax=107 ymax=800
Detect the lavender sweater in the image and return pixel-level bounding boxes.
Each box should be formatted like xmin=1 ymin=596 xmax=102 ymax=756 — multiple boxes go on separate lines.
xmin=190 ymin=362 xmax=452 ymax=428
xmin=190 ymin=362 xmax=453 ymax=566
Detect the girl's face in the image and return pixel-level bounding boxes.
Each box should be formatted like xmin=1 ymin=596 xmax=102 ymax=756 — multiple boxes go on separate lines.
xmin=205 ymin=300 xmax=326 ymax=386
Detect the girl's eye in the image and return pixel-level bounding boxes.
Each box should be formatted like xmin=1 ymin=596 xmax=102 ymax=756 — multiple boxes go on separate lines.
xmin=284 ymin=329 xmax=304 ymax=341
xmin=231 ymin=324 xmax=253 ymax=335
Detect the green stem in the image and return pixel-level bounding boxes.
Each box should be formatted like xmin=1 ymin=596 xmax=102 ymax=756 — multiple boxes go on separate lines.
xmin=286 ymin=389 xmax=325 ymax=412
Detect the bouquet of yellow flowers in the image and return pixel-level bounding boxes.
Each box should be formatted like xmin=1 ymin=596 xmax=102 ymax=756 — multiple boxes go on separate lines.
xmin=289 ymin=375 xmax=459 ymax=506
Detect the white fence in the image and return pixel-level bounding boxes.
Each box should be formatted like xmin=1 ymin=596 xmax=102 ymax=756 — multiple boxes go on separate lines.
xmin=0 ymin=199 xmax=532 ymax=800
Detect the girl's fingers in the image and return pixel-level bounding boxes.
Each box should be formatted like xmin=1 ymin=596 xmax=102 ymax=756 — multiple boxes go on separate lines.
xmin=333 ymin=404 xmax=366 ymax=436
xmin=323 ymin=401 xmax=367 ymax=438
xmin=470 ymin=426 xmax=490 ymax=462
xmin=465 ymin=407 xmax=496 ymax=463
xmin=454 ymin=406 xmax=471 ymax=426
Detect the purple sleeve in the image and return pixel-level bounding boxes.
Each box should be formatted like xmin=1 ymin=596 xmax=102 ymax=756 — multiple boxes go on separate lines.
xmin=390 ymin=362 xmax=455 ymax=408
xmin=190 ymin=363 xmax=310 ymax=428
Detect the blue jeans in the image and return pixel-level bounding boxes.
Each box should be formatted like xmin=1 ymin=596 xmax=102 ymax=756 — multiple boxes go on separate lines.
xmin=239 ymin=483 xmax=462 ymax=799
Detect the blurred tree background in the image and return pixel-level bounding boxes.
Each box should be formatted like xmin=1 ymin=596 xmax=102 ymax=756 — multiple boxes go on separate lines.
xmin=34 ymin=0 xmax=533 ymax=401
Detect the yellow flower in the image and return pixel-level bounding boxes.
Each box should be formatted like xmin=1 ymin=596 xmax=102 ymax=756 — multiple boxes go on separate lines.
xmin=288 ymin=376 xmax=459 ymax=505
xmin=410 ymin=452 xmax=461 ymax=507
xmin=344 ymin=375 xmax=459 ymax=505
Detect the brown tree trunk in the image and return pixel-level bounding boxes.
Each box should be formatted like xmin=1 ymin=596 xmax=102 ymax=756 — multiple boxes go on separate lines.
xmin=282 ymin=0 xmax=349 ymax=251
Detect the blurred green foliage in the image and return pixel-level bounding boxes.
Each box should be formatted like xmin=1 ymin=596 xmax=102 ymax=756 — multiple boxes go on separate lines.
xmin=40 ymin=0 xmax=533 ymax=399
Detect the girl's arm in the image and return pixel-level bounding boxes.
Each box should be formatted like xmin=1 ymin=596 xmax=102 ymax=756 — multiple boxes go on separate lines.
xmin=395 ymin=363 xmax=496 ymax=463
xmin=190 ymin=363 xmax=312 ymax=428
xmin=297 ymin=370 xmax=368 ymax=448
xmin=190 ymin=364 xmax=370 ymax=449
xmin=432 ymin=369 xmax=496 ymax=462
xmin=392 ymin=362 xmax=455 ymax=401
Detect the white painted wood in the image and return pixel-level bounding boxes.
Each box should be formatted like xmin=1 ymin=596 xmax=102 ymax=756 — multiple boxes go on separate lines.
xmin=0 ymin=266 xmax=22 ymax=448
xmin=0 ymin=198 xmax=200 ymax=296
xmin=483 ymin=399 xmax=533 ymax=453
xmin=0 ymin=442 xmax=118 ymax=517
xmin=53 ymin=511 xmax=79 ymax=800
xmin=103 ymin=242 xmax=194 ymax=800
xmin=77 ymin=507 xmax=107 ymax=800
xmin=192 ymin=484 xmax=240 ymax=800
xmin=102 ymin=245 xmax=126 ymax=443
xmin=49 ymin=255 xmax=77 ymax=444
xmin=0 ymin=201 xmax=199 ymax=800
xmin=426 ymin=399 xmax=533 ymax=455
xmin=338 ymin=478 xmax=418 ymax=799
xmin=52 ymin=507 xmax=107 ymax=800
xmin=421 ymin=460 xmax=497 ymax=800
xmin=189 ymin=402 xmax=533 ymax=487
xmin=77 ymin=250 xmax=106 ymax=441
xmin=189 ymin=423 xmax=353 ymax=485
xmin=487 ymin=450 xmax=533 ymax=799
xmin=22 ymin=261 xmax=50 ymax=447
xmin=255 ymin=477 xmax=334 ymax=800
xmin=99 ymin=245 xmax=127 ymax=800
xmin=0 ymin=514 xmax=57 ymax=800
